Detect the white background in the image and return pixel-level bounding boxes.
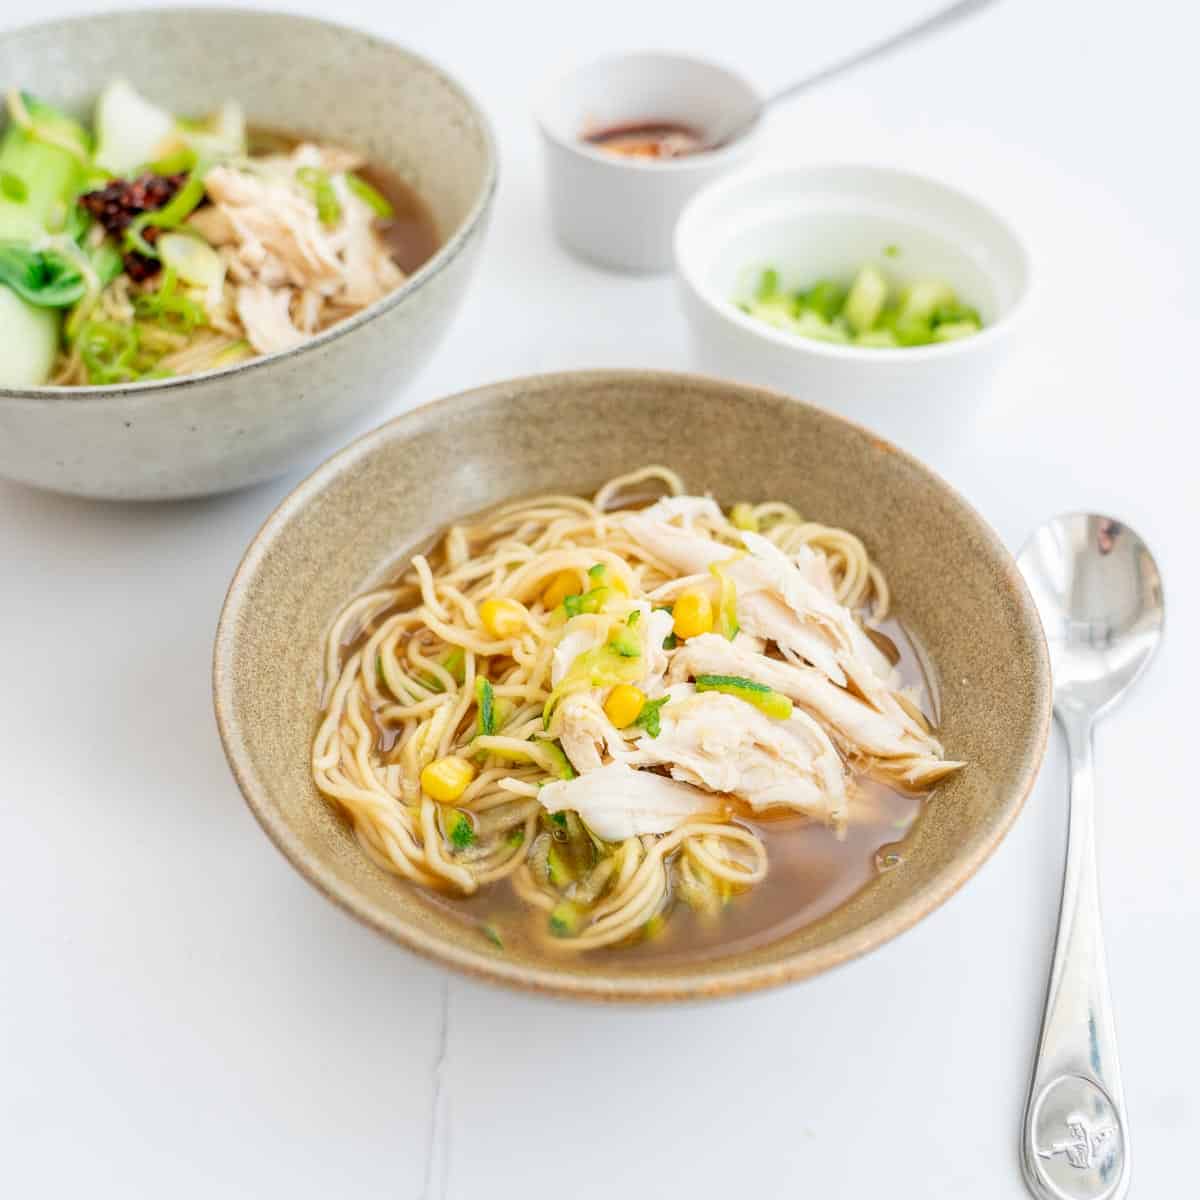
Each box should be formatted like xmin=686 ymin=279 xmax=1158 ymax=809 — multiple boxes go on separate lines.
xmin=2 ymin=1 xmax=1196 ymax=1196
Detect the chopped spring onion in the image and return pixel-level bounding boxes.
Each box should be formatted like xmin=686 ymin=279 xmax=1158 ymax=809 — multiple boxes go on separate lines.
xmin=346 ymin=172 xmax=394 ymax=218
xmin=694 ymin=674 xmax=793 ymax=720
xmin=124 ymin=164 xmax=210 ymax=259
xmin=157 ymin=231 xmax=223 ymax=288
xmin=133 ymin=267 xmax=207 ymax=332
xmin=739 ymin=263 xmax=982 ymax=348
xmin=296 ymin=165 xmax=341 ymax=226
xmin=481 ymin=923 xmax=504 ymax=949
xmin=76 ymin=318 xmax=141 ymax=384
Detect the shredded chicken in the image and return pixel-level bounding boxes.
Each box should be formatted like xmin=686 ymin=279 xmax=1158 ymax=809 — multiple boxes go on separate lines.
xmin=627 ymin=686 xmax=848 ymax=824
xmin=234 ymin=282 xmax=305 ymax=354
xmin=199 ymin=146 xmax=405 ymax=353
xmin=538 ymin=762 xmax=721 ymax=841
xmin=621 ymin=501 xmax=935 ymax=751
xmin=557 ymin=692 xmax=635 ymax=775
xmin=669 ymin=634 xmax=962 ymax=788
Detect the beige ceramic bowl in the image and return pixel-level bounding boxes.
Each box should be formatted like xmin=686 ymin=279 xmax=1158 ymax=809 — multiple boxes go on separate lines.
xmin=0 ymin=10 xmax=496 ymax=499
xmin=214 ymin=371 xmax=1051 ymax=1001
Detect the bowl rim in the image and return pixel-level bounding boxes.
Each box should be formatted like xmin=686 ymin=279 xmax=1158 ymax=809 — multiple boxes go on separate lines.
xmin=533 ymin=49 xmax=762 ymax=174
xmin=213 ymin=369 xmax=1052 ymax=1003
xmin=674 ymin=161 xmax=1034 ymax=364
xmin=0 ymin=6 xmax=499 ymax=404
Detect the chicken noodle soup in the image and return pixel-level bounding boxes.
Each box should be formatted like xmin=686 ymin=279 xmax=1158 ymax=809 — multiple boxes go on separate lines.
xmin=0 ymin=81 xmax=437 ymax=388
xmin=312 ymin=467 xmax=964 ymax=954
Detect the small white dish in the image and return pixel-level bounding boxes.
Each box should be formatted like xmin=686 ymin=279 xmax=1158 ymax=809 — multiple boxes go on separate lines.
xmin=535 ymin=52 xmax=758 ymax=273
xmin=674 ymin=163 xmax=1033 ymax=445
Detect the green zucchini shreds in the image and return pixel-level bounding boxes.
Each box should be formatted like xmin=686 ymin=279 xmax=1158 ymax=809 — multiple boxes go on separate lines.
xmin=607 ymin=624 xmax=640 ymax=658
xmin=694 ymin=674 xmax=793 ymax=720
xmin=475 ymin=676 xmax=495 ymax=737
xmin=548 ymin=901 xmax=582 ymax=937
xmin=539 ymin=740 xmax=576 ymax=781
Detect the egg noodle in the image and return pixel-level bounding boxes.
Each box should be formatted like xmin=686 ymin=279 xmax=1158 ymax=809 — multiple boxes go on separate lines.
xmin=312 ymin=466 xmax=899 ymax=952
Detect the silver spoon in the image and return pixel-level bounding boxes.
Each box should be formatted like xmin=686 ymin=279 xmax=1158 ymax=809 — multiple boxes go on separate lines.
xmin=705 ymin=0 xmax=1002 ymax=151
xmin=1017 ymin=514 xmax=1164 ymax=1200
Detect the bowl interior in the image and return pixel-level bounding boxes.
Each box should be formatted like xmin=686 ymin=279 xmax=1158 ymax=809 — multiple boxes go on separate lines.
xmin=215 ymin=372 xmax=1051 ymax=1001
xmin=0 ymin=9 xmax=492 ymax=258
xmin=677 ymin=164 xmax=1031 ymax=333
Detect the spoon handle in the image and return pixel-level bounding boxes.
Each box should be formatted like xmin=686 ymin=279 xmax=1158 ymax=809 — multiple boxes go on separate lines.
xmin=1021 ymin=713 xmax=1130 ymax=1200
xmin=763 ymin=0 xmax=1000 ymax=108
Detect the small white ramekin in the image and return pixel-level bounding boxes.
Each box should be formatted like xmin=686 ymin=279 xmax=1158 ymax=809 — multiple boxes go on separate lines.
xmin=535 ymin=52 xmax=759 ymax=273
xmin=674 ymin=163 xmax=1033 ymax=447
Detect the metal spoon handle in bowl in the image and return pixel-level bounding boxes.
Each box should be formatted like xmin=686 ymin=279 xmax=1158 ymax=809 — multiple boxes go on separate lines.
xmin=1020 ymin=710 xmax=1130 ymax=1200
xmin=710 ymin=0 xmax=1001 ymax=148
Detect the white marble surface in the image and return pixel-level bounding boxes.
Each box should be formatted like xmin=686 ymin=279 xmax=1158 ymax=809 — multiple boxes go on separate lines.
xmin=2 ymin=1 xmax=1196 ymax=1196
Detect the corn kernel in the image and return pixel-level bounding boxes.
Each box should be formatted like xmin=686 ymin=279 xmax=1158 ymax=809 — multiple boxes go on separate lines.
xmin=541 ymin=570 xmax=578 ymax=610
xmin=479 ymin=597 xmax=527 ymax=638
xmin=604 ymin=683 xmax=646 ymax=729
xmin=420 ymin=756 xmax=476 ymax=802
xmin=672 ymin=590 xmax=714 ymax=639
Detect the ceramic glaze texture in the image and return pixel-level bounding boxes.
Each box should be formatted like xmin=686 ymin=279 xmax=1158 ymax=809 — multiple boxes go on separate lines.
xmin=0 ymin=10 xmax=496 ymax=499
xmin=213 ymin=370 xmax=1052 ymax=1002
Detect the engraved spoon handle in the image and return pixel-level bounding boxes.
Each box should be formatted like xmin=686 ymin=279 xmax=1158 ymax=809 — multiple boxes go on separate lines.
xmin=1021 ymin=711 xmax=1130 ymax=1200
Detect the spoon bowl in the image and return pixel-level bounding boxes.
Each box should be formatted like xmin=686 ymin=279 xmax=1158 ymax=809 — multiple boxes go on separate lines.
xmin=1019 ymin=514 xmax=1165 ymax=717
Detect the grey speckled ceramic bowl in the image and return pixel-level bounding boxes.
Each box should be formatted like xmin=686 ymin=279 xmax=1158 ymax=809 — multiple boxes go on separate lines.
xmin=214 ymin=371 xmax=1052 ymax=1002
xmin=0 ymin=10 xmax=496 ymax=500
